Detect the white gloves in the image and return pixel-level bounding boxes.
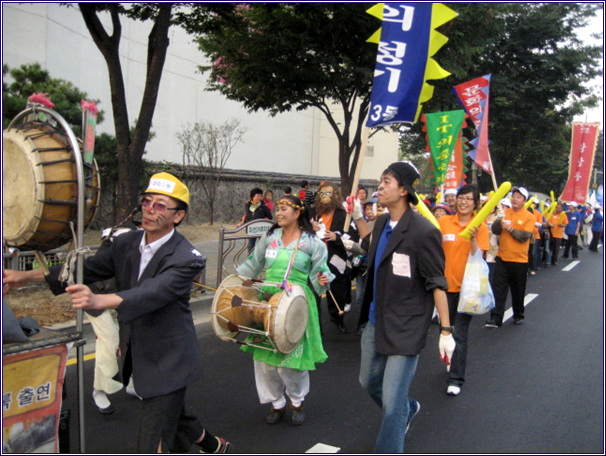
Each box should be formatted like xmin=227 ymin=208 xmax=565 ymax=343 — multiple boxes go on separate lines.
xmin=351 ymin=198 xmax=363 ymax=220
xmin=439 ymin=333 xmax=456 ymax=371
xmin=496 ymin=207 xmax=505 ymax=220
xmin=344 ymin=196 xmax=364 ymax=220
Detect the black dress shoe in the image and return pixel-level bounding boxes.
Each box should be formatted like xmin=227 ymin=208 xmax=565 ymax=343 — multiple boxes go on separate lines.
xmin=337 ymin=323 xmax=348 ymax=334
xmin=92 ymin=390 xmax=115 ymax=415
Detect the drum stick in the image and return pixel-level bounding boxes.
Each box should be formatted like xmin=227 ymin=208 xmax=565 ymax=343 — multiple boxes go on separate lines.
xmin=344 ymin=127 xmax=370 ymax=233
xmin=33 ymin=250 xmax=50 ymax=276
xmin=328 ymin=289 xmax=345 ymax=316
xmin=193 ymin=281 xmax=218 ymax=292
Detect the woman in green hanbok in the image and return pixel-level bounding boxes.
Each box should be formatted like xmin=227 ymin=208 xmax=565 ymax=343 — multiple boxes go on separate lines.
xmin=237 ymin=194 xmax=334 ymax=426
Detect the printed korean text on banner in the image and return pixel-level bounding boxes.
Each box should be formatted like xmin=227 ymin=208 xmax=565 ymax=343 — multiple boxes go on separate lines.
xmin=366 ymin=3 xmax=457 ymax=127
xmin=444 ymin=132 xmax=468 ymax=190
xmin=423 ymin=110 xmax=466 ymax=186
xmin=452 ymin=74 xmax=493 ymax=174
xmin=560 ymin=122 xmax=600 ymax=204
xmin=3 ymin=344 xmax=68 ymax=453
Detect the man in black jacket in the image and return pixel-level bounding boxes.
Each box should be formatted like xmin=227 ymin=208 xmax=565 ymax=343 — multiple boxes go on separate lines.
xmin=4 ymin=172 xmax=231 ymax=453
xmin=357 ymin=162 xmax=454 ymax=454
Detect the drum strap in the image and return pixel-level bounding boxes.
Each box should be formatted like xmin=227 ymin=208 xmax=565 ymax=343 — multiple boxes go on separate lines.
xmin=280 ymin=238 xmax=300 ymax=295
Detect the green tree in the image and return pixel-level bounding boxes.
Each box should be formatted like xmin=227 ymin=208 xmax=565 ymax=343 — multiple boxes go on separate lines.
xmin=423 ymin=3 xmax=602 ymax=193
xmin=2 ymin=63 xmax=104 ymax=133
xmin=191 ymin=3 xmax=378 ymax=196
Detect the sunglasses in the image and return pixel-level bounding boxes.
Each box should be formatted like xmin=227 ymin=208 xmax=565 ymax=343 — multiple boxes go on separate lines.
xmin=141 ymin=197 xmax=180 ymax=214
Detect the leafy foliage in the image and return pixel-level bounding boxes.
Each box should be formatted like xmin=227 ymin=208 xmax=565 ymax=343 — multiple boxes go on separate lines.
xmin=191 ymin=3 xmax=378 ymax=195
xmin=424 ymin=3 xmax=603 ymax=193
xmin=3 ymin=63 xmax=104 ymax=134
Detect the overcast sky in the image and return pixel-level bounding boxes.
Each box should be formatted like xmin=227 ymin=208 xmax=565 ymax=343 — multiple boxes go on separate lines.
xmin=573 ymin=11 xmax=603 ymax=125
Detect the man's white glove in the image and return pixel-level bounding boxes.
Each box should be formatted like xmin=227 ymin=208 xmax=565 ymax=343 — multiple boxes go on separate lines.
xmin=439 ymin=333 xmax=456 ymax=372
xmin=344 ymin=196 xmax=364 ymax=220
xmin=351 ymin=198 xmax=363 ymax=220
xmin=496 ymin=207 xmax=506 ymax=220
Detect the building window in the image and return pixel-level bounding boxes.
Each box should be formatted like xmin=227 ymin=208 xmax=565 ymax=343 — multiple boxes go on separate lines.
xmin=366 ymin=145 xmax=374 ymax=157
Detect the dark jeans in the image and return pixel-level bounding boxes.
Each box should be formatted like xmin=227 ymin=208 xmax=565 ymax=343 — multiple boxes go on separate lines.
xmin=563 ymin=234 xmax=578 ymax=259
xmin=490 ymin=257 xmax=528 ymax=324
xmin=446 ymin=292 xmax=472 ymax=387
xmin=589 ymin=230 xmax=603 ymax=251
xmin=549 ymin=237 xmax=562 ymax=264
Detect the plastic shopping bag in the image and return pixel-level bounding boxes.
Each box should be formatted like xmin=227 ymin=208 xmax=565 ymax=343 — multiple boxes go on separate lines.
xmin=457 ymin=249 xmax=495 ymax=315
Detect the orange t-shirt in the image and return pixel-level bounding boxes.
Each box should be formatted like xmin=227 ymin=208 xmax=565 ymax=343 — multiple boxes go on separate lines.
xmin=549 ymin=212 xmax=568 ymax=239
xmin=439 ymin=214 xmax=489 ymax=293
xmin=497 ymin=208 xmax=536 ymax=263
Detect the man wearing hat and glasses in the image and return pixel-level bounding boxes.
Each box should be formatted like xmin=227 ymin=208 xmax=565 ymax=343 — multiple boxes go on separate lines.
xmin=357 ymin=161 xmax=455 ymax=453
xmin=485 ymin=186 xmax=535 ymax=328
xmin=3 ymin=172 xmax=232 ymax=453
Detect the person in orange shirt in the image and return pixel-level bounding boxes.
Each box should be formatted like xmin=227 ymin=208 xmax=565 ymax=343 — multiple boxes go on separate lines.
xmin=438 ymin=185 xmax=489 ymax=396
xmin=528 ymin=198 xmax=544 ymax=276
xmin=485 ymin=186 xmax=536 ymax=327
xmin=547 ymin=202 xmax=568 ymax=266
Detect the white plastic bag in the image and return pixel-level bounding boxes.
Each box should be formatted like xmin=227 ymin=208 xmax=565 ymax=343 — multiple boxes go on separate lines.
xmin=457 ymin=249 xmax=495 ymax=315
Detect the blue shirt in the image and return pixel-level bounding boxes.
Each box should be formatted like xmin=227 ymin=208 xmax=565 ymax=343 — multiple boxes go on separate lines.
xmin=592 ymin=211 xmax=603 ymax=232
xmin=565 ymin=211 xmax=582 ymax=236
xmin=369 ymin=220 xmax=395 ymax=323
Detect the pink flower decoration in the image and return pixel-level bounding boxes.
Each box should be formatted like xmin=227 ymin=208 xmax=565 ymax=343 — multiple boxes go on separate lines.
xmin=27 ymin=92 xmax=54 ymax=108
xmin=81 ymin=100 xmax=98 ymax=115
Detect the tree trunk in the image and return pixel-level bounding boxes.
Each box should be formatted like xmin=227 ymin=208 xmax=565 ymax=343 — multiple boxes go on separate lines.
xmin=79 ymin=4 xmax=173 ymax=222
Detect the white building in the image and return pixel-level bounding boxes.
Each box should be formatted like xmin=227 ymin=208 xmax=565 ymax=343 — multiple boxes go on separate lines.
xmin=2 ymin=3 xmax=398 ymax=181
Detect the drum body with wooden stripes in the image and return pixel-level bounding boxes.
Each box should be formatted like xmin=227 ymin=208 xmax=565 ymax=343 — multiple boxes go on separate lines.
xmin=3 ymin=122 xmax=100 ymax=251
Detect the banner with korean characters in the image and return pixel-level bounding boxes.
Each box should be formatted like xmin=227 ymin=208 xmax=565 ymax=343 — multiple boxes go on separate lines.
xmin=3 ymin=344 xmax=68 ymax=453
xmin=423 ymin=110 xmax=466 ymax=187
xmin=366 ymin=3 xmax=457 ymax=127
xmin=560 ymin=122 xmax=601 ymax=205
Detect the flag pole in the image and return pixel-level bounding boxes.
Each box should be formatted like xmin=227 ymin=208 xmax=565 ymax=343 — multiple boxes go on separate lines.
xmin=344 ymin=127 xmax=370 ymax=232
xmin=487 ymin=152 xmax=498 ymax=191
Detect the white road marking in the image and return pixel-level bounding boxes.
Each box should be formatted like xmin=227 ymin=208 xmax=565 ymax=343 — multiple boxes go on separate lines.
xmin=502 ymin=293 xmax=539 ymax=323
xmin=562 ymin=261 xmax=580 ymax=271
xmin=306 ymin=443 xmax=341 ymax=453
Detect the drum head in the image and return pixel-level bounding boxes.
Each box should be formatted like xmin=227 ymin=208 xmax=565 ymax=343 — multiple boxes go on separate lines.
xmin=272 ymin=284 xmax=309 ymax=354
xmin=211 ymin=274 xmax=247 ymax=341
xmin=3 ymin=128 xmax=47 ymax=247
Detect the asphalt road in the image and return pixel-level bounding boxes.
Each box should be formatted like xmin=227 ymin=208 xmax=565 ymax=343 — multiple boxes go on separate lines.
xmin=62 ymin=247 xmax=604 ymax=454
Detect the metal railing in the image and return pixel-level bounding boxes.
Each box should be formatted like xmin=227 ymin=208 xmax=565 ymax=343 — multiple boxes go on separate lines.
xmin=3 ymin=247 xmax=98 ymax=272
xmin=216 ymin=219 xmax=274 ymax=288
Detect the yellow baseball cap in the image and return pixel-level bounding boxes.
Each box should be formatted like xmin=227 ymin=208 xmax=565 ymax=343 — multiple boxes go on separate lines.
xmin=145 ymin=172 xmax=190 ymax=205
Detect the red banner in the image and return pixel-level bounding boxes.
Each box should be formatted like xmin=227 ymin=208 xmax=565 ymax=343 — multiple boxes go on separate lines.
xmin=560 ymin=122 xmax=600 ymax=204
xmin=452 ymin=75 xmax=493 ymax=174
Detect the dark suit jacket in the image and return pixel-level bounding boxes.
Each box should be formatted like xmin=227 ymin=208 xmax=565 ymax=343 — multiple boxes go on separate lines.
xmin=358 ymin=210 xmax=448 ymax=356
xmin=48 ymin=230 xmax=205 ymax=398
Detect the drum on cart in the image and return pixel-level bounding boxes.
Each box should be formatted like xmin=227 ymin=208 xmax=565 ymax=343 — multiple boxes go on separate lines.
xmin=211 ymin=274 xmax=309 ymax=354
xmin=3 ymin=121 xmax=100 ymax=251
